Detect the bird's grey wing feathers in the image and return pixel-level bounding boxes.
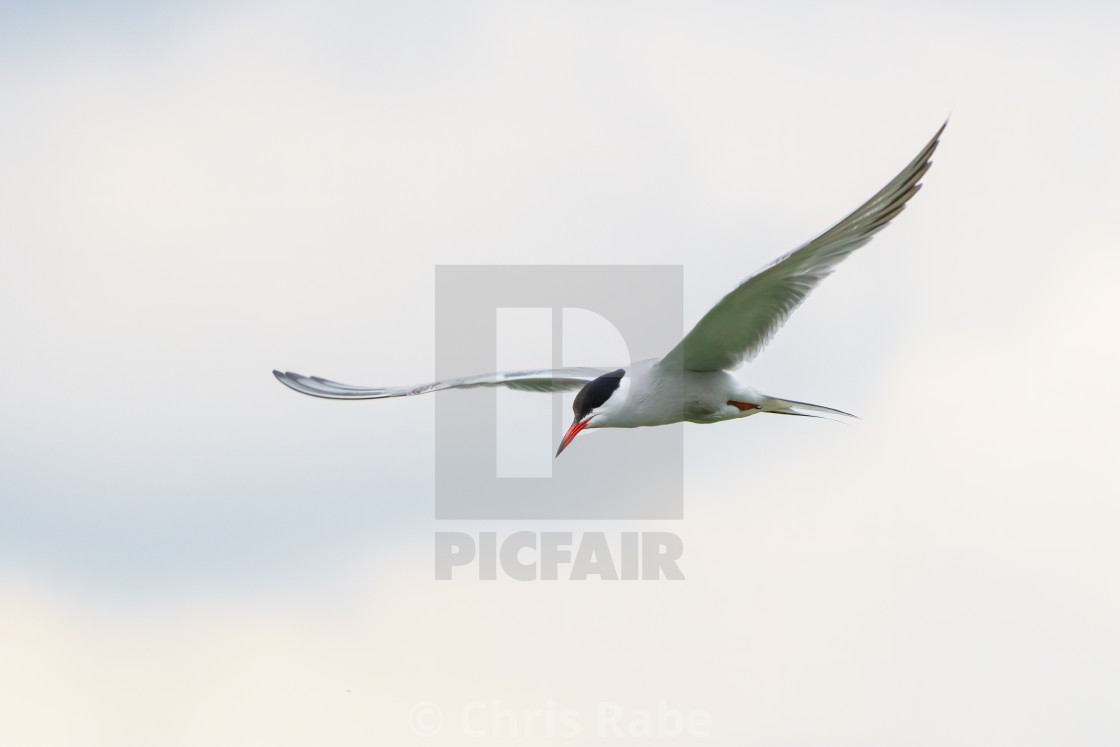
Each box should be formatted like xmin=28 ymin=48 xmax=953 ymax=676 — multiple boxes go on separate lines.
xmin=660 ymin=120 xmax=945 ymax=372
xmin=273 ymin=367 xmax=613 ymax=400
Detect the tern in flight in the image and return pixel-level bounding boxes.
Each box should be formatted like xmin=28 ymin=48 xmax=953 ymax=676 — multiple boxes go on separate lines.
xmin=275 ymin=121 xmax=945 ymax=456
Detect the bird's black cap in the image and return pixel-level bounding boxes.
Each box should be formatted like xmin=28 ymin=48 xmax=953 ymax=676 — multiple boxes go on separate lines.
xmin=572 ymin=369 xmax=625 ymax=421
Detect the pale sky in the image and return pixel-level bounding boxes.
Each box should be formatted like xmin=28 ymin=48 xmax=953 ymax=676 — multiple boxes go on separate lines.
xmin=2 ymin=1 xmax=1119 ymax=744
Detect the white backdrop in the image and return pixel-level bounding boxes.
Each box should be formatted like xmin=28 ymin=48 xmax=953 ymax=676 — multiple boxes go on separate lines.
xmin=2 ymin=1 xmax=1118 ymax=744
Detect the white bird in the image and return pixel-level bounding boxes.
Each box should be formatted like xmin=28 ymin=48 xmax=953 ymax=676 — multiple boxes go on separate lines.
xmin=275 ymin=121 xmax=945 ymax=457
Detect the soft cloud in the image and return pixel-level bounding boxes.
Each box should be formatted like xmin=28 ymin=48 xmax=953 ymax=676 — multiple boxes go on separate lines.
xmin=2 ymin=248 xmax=1117 ymax=744
xmin=2 ymin=0 xmax=1119 ymax=743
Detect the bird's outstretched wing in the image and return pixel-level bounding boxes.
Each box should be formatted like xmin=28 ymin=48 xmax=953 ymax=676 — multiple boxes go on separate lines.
xmin=660 ymin=120 xmax=946 ymax=373
xmin=273 ymin=367 xmax=613 ymax=400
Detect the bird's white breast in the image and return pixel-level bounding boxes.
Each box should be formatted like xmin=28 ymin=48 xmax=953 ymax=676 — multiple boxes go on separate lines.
xmin=595 ymin=361 xmax=761 ymax=428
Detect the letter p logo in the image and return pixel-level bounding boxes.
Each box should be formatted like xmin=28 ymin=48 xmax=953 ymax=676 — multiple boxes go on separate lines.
xmin=434 ymin=265 xmax=684 ymax=520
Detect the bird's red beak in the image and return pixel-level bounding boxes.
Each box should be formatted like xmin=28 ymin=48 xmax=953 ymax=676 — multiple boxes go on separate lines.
xmin=556 ymin=417 xmax=592 ymax=457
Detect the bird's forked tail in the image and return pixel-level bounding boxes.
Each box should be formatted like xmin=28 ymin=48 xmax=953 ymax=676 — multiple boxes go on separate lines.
xmin=760 ymin=395 xmax=857 ymax=421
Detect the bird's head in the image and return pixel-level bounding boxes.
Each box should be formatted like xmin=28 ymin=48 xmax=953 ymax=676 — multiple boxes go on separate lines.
xmin=555 ymin=368 xmax=627 ymax=457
